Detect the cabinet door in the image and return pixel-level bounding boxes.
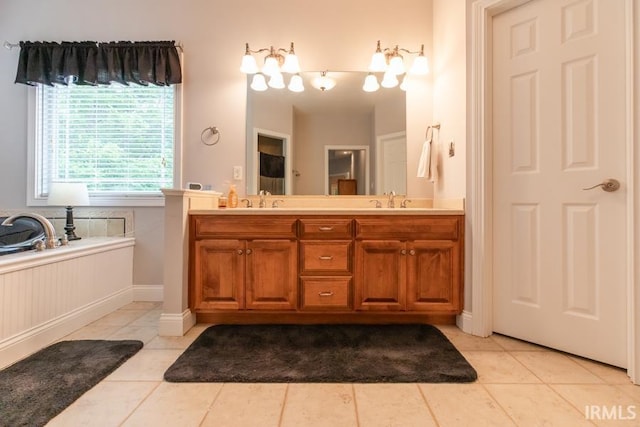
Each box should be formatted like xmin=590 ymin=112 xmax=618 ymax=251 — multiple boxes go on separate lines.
xmin=406 ymin=240 xmax=462 ymax=313
xmin=192 ymin=239 xmax=245 ymax=310
xmin=245 ymin=239 xmax=298 ymax=310
xmin=354 ymin=240 xmax=406 ymax=311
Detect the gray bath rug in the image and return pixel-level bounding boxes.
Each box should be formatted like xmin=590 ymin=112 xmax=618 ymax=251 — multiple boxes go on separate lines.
xmin=164 ymin=324 xmax=477 ymax=383
xmin=0 ymin=339 xmax=143 ymax=427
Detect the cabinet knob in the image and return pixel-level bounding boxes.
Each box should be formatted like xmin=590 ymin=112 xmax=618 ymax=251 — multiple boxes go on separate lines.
xmin=409 ymin=249 xmax=416 ymax=256
xmin=246 ymin=249 xmax=252 ymax=255
xmin=237 ymin=249 xmax=243 ymax=255
xmin=401 ymin=249 xmax=407 ymax=255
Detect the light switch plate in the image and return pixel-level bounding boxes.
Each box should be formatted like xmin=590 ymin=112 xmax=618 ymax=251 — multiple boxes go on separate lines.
xmin=233 ymin=166 xmax=243 ymax=180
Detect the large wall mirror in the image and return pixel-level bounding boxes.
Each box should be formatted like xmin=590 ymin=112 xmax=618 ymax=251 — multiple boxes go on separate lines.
xmin=246 ymin=71 xmax=406 ymax=195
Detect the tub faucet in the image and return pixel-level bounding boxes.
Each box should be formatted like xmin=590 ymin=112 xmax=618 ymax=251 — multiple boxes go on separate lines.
xmin=258 ymin=190 xmax=271 ymax=208
xmin=387 ymin=191 xmax=396 ymax=208
xmin=2 ymin=213 xmax=57 ymax=249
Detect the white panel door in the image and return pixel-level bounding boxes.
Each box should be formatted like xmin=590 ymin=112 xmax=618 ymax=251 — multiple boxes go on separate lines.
xmin=377 ymin=132 xmax=407 ymax=194
xmin=492 ymin=0 xmax=628 ymax=367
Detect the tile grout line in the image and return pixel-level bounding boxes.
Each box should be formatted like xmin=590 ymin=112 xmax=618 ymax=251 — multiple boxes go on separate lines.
xmin=416 ymin=383 xmax=441 ymax=426
xmin=478 ymin=382 xmax=519 ymax=426
xmin=277 ymin=383 xmax=290 ymax=427
xmin=351 ymin=383 xmax=361 ymax=427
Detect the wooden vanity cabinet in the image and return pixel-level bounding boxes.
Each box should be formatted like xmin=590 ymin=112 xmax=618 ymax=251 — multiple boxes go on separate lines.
xmin=190 ymin=216 xmax=298 ymax=312
xmin=298 ymin=218 xmax=353 ymax=311
xmin=354 ymin=216 xmax=463 ymax=314
xmin=190 ymin=213 xmax=464 ymax=322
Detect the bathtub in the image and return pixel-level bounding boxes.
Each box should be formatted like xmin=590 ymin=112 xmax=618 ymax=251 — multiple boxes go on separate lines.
xmin=0 ymin=215 xmax=46 ymax=255
xmin=0 ymin=237 xmax=135 ymax=368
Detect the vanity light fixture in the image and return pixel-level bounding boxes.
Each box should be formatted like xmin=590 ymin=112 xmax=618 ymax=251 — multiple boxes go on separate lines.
xmin=362 ymin=72 xmax=380 ymax=92
xmin=241 ymin=42 xmax=303 ymax=92
xmin=288 ymin=73 xmax=305 ymax=92
xmin=364 ymin=40 xmax=428 ymax=91
xmin=312 ymin=71 xmax=336 ymax=91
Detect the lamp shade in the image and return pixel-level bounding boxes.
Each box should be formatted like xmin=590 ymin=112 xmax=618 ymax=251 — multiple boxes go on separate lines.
xmin=47 ymin=183 xmax=90 ymax=206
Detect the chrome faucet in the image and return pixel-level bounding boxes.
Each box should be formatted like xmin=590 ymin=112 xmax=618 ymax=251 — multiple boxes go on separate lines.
xmin=258 ymin=190 xmax=271 ymax=208
xmin=2 ymin=213 xmax=58 ymax=249
xmin=271 ymin=199 xmax=284 ymax=208
xmin=387 ymin=191 xmax=396 ymax=208
xmin=240 ymin=198 xmax=253 ymax=208
xmin=400 ymin=199 xmax=412 ymax=208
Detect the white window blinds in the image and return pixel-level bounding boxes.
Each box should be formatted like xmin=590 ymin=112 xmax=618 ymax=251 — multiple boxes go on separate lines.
xmin=37 ymin=84 xmax=175 ymax=198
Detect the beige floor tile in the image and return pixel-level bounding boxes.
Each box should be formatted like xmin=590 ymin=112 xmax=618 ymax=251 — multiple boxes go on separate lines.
xmin=61 ymin=323 xmax=123 ymax=340
xmin=437 ymin=326 xmax=504 ymax=351
xmin=90 ymin=309 xmax=148 ymax=326
xmin=108 ymin=324 xmax=159 ymax=344
xmin=616 ymin=384 xmax=640 ymax=404
xmin=48 ymin=381 xmax=158 ymax=427
xmin=420 ymin=383 xmax=516 ymax=426
xmin=512 ymin=351 xmax=605 ymax=384
xmin=485 ymin=384 xmax=593 ymax=426
xmin=122 ymin=382 xmax=222 ymax=427
xmin=569 ymin=356 xmax=632 ymax=385
xmin=120 ymin=301 xmax=162 ymax=311
xmin=145 ymin=324 xmax=208 ymax=350
xmin=551 ymin=384 xmax=639 ymax=426
xmin=106 ymin=349 xmax=183 ymax=381
xmin=354 ymin=383 xmax=435 ymax=427
xmin=281 ymin=384 xmax=357 ymax=427
xmin=201 ymin=383 xmax=287 ymax=427
xmin=462 ymin=351 xmax=541 ymax=384
xmin=130 ymin=309 xmax=162 ymax=326
xmin=491 ymin=333 xmax=549 ymax=352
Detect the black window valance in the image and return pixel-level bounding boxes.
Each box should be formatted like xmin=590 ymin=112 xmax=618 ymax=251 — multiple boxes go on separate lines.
xmin=15 ymin=40 xmax=182 ymax=86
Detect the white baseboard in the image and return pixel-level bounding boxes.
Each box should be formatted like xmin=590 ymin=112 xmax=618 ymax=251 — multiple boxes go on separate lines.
xmin=0 ymin=288 xmax=133 ymax=369
xmin=456 ymin=310 xmax=475 ymax=335
xmin=158 ymin=309 xmax=196 ymax=337
xmin=132 ymin=284 xmax=164 ymax=302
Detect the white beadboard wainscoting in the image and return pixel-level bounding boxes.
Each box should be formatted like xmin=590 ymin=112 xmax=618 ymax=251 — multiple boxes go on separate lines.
xmin=0 ymin=237 xmax=135 ymax=368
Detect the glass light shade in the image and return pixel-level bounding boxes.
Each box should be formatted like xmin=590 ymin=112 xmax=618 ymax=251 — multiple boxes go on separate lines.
xmin=47 ymin=182 xmax=90 ymax=206
xmin=388 ymin=55 xmax=405 ymax=75
xmin=362 ymin=73 xmax=380 ymax=92
xmin=250 ymin=73 xmax=268 ymax=91
xmin=282 ymin=53 xmax=300 ymax=74
xmin=268 ymin=72 xmax=285 ymax=89
xmin=262 ymin=56 xmax=280 ymax=76
xmin=240 ymin=54 xmax=259 ymax=74
xmin=312 ymin=73 xmax=336 ymax=91
xmin=288 ymin=74 xmax=305 ymax=92
xmin=369 ymin=51 xmax=387 ymax=72
xmin=381 ymin=70 xmax=399 ymax=88
xmin=410 ymin=55 xmax=429 ymax=75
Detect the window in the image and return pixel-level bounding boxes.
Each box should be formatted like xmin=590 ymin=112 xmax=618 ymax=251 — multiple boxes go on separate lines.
xmin=29 ymin=83 xmax=180 ymax=206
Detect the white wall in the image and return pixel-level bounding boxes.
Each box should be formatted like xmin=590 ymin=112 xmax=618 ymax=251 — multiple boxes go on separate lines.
xmin=0 ymin=0 xmax=435 ymax=287
xmin=432 ymin=0 xmax=467 ymax=200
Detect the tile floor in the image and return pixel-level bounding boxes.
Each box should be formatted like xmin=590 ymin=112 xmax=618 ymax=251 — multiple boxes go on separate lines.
xmin=45 ymin=302 xmax=639 ymax=426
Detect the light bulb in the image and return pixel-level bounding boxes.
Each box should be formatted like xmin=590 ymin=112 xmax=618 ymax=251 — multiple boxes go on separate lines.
xmin=288 ymin=74 xmax=304 ymax=92
xmin=268 ymin=72 xmax=285 ymax=89
xmin=381 ymin=70 xmax=399 ymax=88
xmin=362 ymin=73 xmax=380 ymax=92
xmin=389 ymin=55 xmax=405 ymax=75
xmin=250 ymin=73 xmax=268 ymax=91
xmin=240 ymin=54 xmax=258 ymax=74
xmin=410 ymin=55 xmax=429 ymax=75
xmin=282 ymin=53 xmax=300 ymax=73
xmin=399 ymin=75 xmax=408 ymax=91
xmin=262 ymin=56 xmax=280 ymax=76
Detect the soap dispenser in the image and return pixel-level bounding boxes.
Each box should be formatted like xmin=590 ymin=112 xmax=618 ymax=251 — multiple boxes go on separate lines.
xmin=228 ymin=184 xmax=238 ymax=208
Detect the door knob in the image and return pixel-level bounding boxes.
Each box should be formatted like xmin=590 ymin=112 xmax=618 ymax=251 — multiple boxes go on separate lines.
xmin=582 ymin=179 xmax=620 ymax=192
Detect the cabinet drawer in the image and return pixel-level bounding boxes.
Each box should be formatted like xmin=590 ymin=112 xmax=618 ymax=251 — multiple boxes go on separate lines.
xmin=298 ymin=218 xmax=353 ymax=239
xmin=192 ymin=215 xmax=297 ymax=239
xmin=355 ymin=217 xmax=461 ymax=240
xmin=300 ymin=241 xmax=351 ymax=274
xmin=300 ymin=278 xmax=351 ymax=310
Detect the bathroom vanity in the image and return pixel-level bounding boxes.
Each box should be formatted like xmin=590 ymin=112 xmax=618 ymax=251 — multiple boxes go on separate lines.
xmin=188 ymin=203 xmax=464 ymax=325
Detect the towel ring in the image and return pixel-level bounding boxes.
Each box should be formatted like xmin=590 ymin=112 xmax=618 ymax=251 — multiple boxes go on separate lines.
xmin=201 ymin=126 xmax=221 ymax=146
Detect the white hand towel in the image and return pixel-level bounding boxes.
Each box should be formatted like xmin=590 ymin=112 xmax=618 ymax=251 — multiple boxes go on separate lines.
xmin=416 ymin=137 xmax=431 ymax=178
